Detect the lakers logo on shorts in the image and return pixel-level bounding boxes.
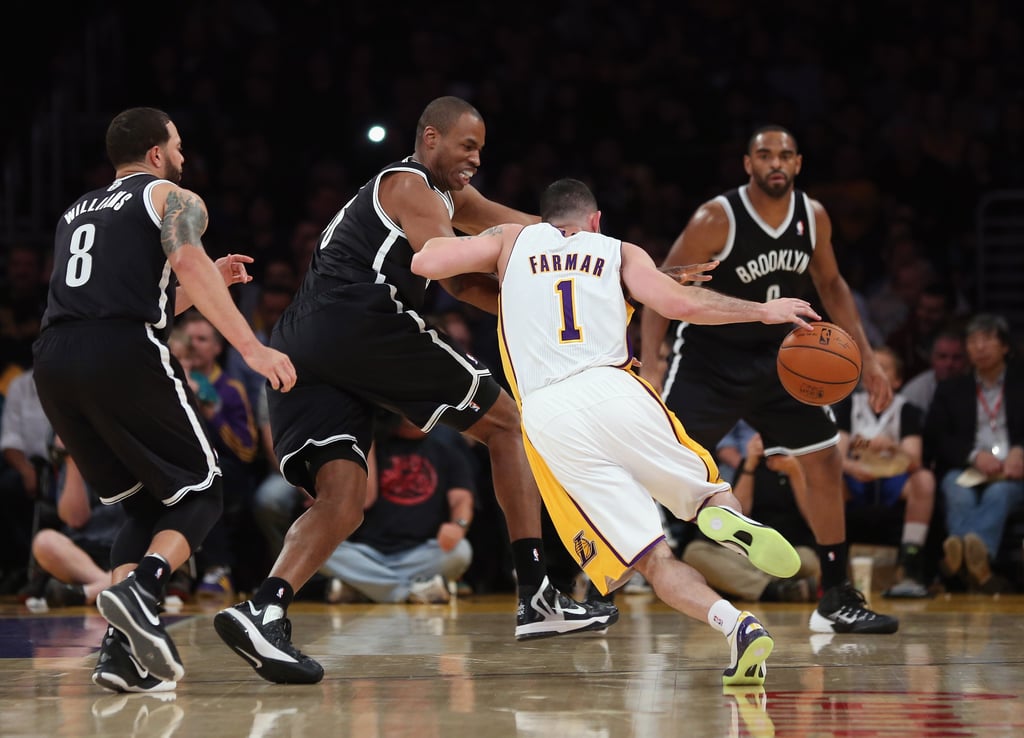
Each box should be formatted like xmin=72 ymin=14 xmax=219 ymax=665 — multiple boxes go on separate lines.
xmin=573 ymin=531 xmax=597 ymax=568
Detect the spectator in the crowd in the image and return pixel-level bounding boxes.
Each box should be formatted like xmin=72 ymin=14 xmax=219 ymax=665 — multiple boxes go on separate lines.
xmin=834 ymin=346 xmax=936 ymax=598
xmin=924 ymin=313 xmax=1024 ymax=594
xmin=900 ymin=329 xmax=968 ymax=414
xmin=181 ymin=311 xmax=259 ymax=598
xmin=0 ymin=368 xmax=53 ymax=590
xmin=30 ymin=439 xmax=125 ymax=608
xmin=886 ymin=281 xmax=959 ymax=382
xmin=683 ymin=432 xmax=819 ymax=603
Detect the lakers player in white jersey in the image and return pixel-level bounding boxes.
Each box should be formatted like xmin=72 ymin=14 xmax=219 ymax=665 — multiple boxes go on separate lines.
xmin=412 ymin=178 xmax=821 ymax=686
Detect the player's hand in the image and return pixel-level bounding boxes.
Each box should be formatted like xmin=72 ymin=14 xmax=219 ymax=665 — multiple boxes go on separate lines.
xmin=214 ymin=253 xmax=255 ymax=286
xmin=244 ymin=345 xmax=297 ymax=392
xmin=861 ymin=355 xmax=893 ymax=412
xmin=661 ymin=260 xmax=720 ymax=284
xmin=760 ymin=298 xmax=820 ymax=330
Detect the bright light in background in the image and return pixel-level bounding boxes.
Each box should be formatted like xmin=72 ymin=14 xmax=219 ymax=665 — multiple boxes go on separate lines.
xmin=367 ymin=125 xmax=386 ymax=143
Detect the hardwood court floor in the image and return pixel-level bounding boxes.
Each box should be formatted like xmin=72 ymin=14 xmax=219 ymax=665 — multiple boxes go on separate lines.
xmin=1 ymin=592 xmax=1023 ymax=737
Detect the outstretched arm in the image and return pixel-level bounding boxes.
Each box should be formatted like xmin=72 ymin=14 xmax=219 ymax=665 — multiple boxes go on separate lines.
xmin=412 ymin=225 xmax=522 ymax=281
xmin=159 ymin=185 xmax=296 ymax=392
xmin=622 ymin=242 xmax=819 ymax=329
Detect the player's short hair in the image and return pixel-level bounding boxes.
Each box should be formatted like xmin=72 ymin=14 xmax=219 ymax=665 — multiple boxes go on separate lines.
xmin=540 ymin=178 xmax=598 ymax=222
xmin=747 ymin=124 xmax=798 ymax=155
xmin=415 ymin=96 xmax=482 ymax=143
xmin=106 ymin=107 xmax=173 ymax=167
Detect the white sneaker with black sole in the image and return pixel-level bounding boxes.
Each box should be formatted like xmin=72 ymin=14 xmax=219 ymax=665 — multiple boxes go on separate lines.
xmin=96 ymin=576 xmax=184 ymax=682
xmin=214 ymin=600 xmax=324 ymax=684
xmin=514 ymin=576 xmax=619 ymax=641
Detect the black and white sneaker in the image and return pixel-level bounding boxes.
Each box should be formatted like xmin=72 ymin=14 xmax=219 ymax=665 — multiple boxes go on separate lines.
xmin=92 ymin=626 xmax=177 ymax=693
xmin=809 ymin=581 xmax=899 ymax=634
xmin=214 ymin=600 xmax=324 ymax=684
xmin=96 ymin=576 xmax=184 ymax=682
xmin=514 ymin=576 xmax=619 ymax=641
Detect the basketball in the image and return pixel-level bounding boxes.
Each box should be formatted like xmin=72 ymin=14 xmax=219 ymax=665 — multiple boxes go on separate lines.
xmin=776 ymin=321 xmax=862 ymax=406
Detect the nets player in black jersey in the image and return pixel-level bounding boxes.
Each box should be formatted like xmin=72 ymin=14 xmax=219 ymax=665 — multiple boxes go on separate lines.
xmin=640 ymin=125 xmax=899 ymax=635
xmin=214 ymin=97 xmax=618 ymax=685
xmin=33 ymin=107 xmax=296 ymax=692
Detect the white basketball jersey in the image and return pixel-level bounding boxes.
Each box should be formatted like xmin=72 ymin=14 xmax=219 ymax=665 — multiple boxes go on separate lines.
xmin=499 ymin=223 xmax=631 ymax=399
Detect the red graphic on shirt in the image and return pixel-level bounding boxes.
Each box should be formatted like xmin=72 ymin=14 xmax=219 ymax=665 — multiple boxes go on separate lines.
xmin=378 ymin=454 xmax=438 ymax=506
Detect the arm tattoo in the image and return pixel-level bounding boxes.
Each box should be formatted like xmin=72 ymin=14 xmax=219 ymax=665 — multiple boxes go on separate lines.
xmin=479 ymin=225 xmax=503 ymax=237
xmin=161 ymin=189 xmax=209 ymax=258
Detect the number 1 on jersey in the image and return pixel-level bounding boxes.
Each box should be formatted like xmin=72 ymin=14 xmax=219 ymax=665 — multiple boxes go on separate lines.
xmin=555 ymin=279 xmax=583 ymax=343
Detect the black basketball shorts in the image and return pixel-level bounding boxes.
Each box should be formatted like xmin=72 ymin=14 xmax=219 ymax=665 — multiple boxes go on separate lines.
xmin=32 ymin=320 xmax=221 ymax=505
xmin=267 ymin=287 xmax=500 ymax=492
xmin=662 ymin=337 xmax=839 ymax=455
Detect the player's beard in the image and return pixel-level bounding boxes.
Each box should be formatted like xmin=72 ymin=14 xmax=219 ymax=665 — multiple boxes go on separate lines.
xmin=754 ymin=171 xmax=791 ymax=199
xmin=165 ymin=162 xmax=183 ymax=184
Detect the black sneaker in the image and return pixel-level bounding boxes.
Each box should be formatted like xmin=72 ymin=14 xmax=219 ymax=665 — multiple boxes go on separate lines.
xmin=92 ymin=626 xmax=177 ymax=693
xmin=214 ymin=600 xmax=324 ymax=684
xmin=97 ymin=576 xmax=185 ymax=682
xmin=514 ymin=576 xmax=619 ymax=641
xmin=44 ymin=578 xmax=86 ymax=608
xmin=809 ymin=581 xmax=899 ymax=634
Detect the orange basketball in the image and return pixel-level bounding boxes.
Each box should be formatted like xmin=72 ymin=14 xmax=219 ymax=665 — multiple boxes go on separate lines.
xmin=776 ymin=321 xmax=862 ymax=406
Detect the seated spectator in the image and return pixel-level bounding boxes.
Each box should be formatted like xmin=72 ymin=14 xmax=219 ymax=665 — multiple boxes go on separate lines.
xmin=0 ymin=368 xmax=53 ymax=591
xmin=683 ymin=433 xmax=819 ymax=603
xmin=834 ymin=346 xmax=936 ymax=598
xmin=900 ymin=329 xmax=968 ymax=415
xmin=925 ymin=313 xmax=1024 ymax=594
xmin=30 ymin=439 xmax=125 ymax=608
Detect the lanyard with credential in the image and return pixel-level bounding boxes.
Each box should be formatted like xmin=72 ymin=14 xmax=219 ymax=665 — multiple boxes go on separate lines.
xmin=976 ymin=381 xmax=1004 ymax=433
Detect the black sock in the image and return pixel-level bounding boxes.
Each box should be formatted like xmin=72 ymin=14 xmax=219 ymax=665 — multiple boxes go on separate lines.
xmin=817 ymin=542 xmax=849 ymax=591
xmin=253 ymin=577 xmax=294 ymax=609
xmin=512 ymin=538 xmax=546 ymax=591
xmin=133 ymin=554 xmax=171 ymax=601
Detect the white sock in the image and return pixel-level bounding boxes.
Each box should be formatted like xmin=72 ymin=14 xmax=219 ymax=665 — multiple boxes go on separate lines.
xmin=902 ymin=522 xmax=928 ymax=547
xmin=707 ymin=599 xmax=741 ymax=636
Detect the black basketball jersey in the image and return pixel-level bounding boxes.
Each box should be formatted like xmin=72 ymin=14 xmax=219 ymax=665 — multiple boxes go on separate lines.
xmin=295 ymin=157 xmax=454 ymax=313
xmin=42 ymin=173 xmax=176 ymax=336
xmin=678 ymin=185 xmax=816 ymax=350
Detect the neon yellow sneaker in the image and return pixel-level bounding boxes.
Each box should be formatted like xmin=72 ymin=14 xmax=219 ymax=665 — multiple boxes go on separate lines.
xmin=697 ymin=506 xmax=801 ymax=578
